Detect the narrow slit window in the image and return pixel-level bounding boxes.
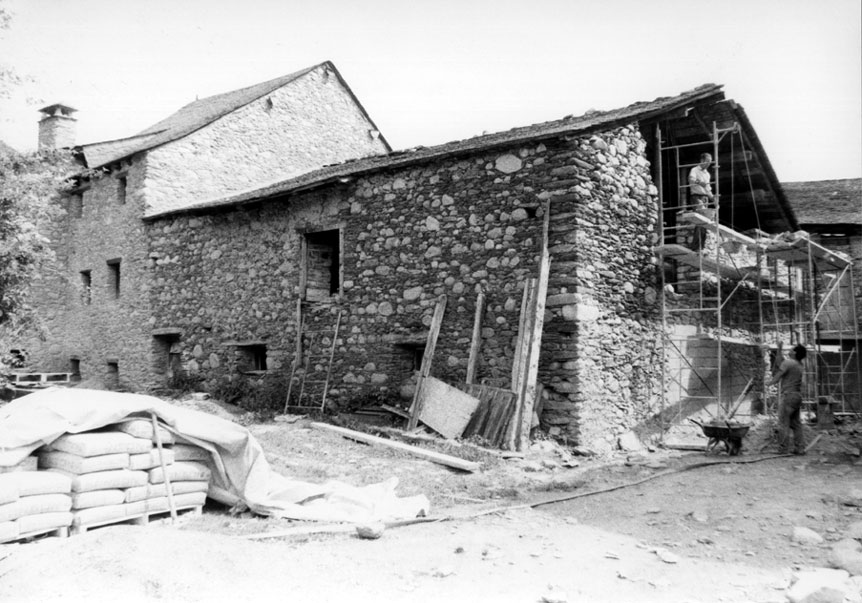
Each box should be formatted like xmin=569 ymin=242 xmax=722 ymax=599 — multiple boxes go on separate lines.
xmin=107 ymin=259 xmax=121 ymax=299
xmin=106 ymin=361 xmax=119 ymax=390
xmin=80 ymin=270 xmax=92 ymax=305
xmin=117 ymin=176 xmax=127 ymax=205
xmin=69 ymin=358 xmax=81 ymax=382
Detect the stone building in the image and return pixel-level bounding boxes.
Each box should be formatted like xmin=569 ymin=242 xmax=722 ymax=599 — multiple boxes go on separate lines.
xmin=141 ymin=83 xmax=804 ymax=449
xmin=15 ymin=67 xmax=854 ymax=449
xmin=18 ymin=62 xmax=390 ymax=390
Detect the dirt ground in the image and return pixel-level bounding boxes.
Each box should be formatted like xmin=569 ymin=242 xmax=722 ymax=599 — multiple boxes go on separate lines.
xmin=1 ymin=396 xmax=861 ymax=603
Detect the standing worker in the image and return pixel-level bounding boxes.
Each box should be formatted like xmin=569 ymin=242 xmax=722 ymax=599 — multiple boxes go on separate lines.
xmin=767 ymin=343 xmax=807 ymax=455
xmin=688 ymin=153 xmax=715 ymax=250
xmin=689 ymin=153 xmax=715 ymax=209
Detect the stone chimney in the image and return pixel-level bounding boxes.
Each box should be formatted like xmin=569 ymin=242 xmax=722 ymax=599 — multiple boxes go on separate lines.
xmin=38 ymin=103 xmax=77 ymax=150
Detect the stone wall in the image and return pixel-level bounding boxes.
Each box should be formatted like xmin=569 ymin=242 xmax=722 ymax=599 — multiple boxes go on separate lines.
xmin=148 ymin=125 xmax=666 ymax=448
xmin=142 ymin=64 xmax=389 ymax=216
xmin=18 ymin=159 xmax=154 ymax=390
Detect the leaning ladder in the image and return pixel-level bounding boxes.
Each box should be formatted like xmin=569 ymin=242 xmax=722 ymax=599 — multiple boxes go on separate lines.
xmin=284 ymin=309 xmax=342 ymax=413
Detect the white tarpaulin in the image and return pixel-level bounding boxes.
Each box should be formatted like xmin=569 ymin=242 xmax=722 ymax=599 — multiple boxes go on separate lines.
xmin=0 ymin=388 xmax=429 ymax=523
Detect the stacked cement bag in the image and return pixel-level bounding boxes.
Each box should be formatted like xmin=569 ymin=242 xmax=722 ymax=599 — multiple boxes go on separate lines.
xmin=0 ymin=467 xmax=73 ymax=543
xmin=41 ymin=430 xmax=153 ymax=531
xmin=39 ymin=420 xmax=211 ymax=532
xmin=117 ymin=420 xmax=211 ymax=516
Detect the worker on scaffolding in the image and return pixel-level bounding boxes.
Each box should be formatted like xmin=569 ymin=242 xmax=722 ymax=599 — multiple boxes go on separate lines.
xmin=767 ymin=343 xmax=807 ymax=455
xmin=688 ymin=153 xmax=715 ymax=250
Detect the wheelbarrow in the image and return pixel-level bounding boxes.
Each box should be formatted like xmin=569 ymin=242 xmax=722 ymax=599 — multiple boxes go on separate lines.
xmin=689 ymin=419 xmax=750 ymax=456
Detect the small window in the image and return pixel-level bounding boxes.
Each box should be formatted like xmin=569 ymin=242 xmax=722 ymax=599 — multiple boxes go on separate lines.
xmin=107 ymin=259 xmax=121 ymax=299
xmin=238 ymin=344 xmax=267 ymax=373
xmin=70 ymin=358 xmax=81 ymax=382
xmin=397 ymin=343 xmax=426 ymax=372
xmin=117 ymin=176 xmax=127 ymax=205
xmin=106 ymin=361 xmax=119 ymax=390
xmin=152 ymin=334 xmax=182 ymax=381
xmin=304 ymin=229 xmax=341 ymax=301
xmin=80 ymin=270 xmax=92 ymax=305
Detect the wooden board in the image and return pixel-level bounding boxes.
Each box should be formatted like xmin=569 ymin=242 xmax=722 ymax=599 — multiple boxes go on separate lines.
xmin=516 ymin=250 xmax=550 ymax=451
xmin=465 ymin=289 xmax=485 ymax=385
xmin=311 ymin=422 xmax=481 ymax=472
xmin=461 ymin=384 xmax=517 ymax=447
xmin=408 ymin=295 xmax=448 ymax=430
xmin=416 ymin=377 xmax=481 ymax=439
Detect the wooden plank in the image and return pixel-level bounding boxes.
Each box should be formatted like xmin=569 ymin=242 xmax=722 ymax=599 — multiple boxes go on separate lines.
xmin=408 ymin=295 xmax=448 ymax=430
xmin=416 ymin=377 xmax=482 ymax=439
xmin=465 ymin=288 xmax=485 ymax=385
xmin=516 ymin=249 xmax=551 ymax=451
xmin=310 ymin=422 xmax=480 ymax=472
xmin=505 ymin=279 xmax=538 ymax=449
xmin=511 ymin=280 xmax=534 ymax=392
xmin=461 ymin=396 xmax=492 ymax=437
xmin=487 ymin=390 xmax=515 ymax=447
xmin=677 ymin=211 xmax=761 ymax=248
xmin=459 ymin=383 xmax=517 ymax=447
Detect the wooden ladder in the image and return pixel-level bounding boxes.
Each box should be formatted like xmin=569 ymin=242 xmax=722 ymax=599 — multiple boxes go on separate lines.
xmin=285 ymin=309 xmax=342 ymax=413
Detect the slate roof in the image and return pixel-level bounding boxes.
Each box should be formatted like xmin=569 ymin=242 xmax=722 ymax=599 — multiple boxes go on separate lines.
xmin=78 ymin=61 xmax=389 ymax=169
xmin=146 ymin=83 xmax=727 ymax=219
xmin=783 ymin=179 xmax=862 ymax=225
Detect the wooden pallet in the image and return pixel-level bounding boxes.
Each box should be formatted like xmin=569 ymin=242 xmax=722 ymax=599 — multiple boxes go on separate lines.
xmin=2 ymin=525 xmax=70 ymax=544
xmin=71 ymin=504 xmax=202 ymax=535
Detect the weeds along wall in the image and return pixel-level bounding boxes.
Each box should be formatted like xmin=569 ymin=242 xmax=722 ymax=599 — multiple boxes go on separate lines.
xmin=147 ymin=125 xmax=664 ymax=448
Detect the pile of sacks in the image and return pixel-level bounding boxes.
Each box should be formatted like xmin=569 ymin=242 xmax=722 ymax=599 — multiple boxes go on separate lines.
xmin=0 ymin=418 xmax=211 ymax=542
xmin=0 ymin=460 xmax=74 ymax=543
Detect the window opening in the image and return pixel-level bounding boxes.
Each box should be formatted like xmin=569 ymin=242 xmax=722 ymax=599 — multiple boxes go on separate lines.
xmin=107 ymin=259 xmax=121 ymax=299
xmin=106 ymin=361 xmax=119 ymax=390
xmin=237 ymin=344 xmax=268 ymax=373
xmin=80 ymin=270 xmax=92 ymax=305
xmin=117 ymin=176 xmax=127 ymax=205
xmin=152 ymin=334 xmax=182 ymax=381
xmin=304 ymin=229 xmax=340 ymax=301
xmin=69 ymin=358 xmax=81 ymax=382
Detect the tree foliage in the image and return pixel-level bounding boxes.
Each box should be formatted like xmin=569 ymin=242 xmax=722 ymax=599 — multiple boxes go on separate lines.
xmin=0 ymin=146 xmax=75 ymax=327
xmin=0 ymin=1 xmax=77 ymax=329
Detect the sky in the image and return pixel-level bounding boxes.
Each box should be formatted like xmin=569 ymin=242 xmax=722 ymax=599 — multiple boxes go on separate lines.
xmin=0 ymin=0 xmax=860 ymax=183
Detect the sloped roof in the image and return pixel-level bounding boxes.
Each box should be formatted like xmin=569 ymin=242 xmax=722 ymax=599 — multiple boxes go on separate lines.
xmin=78 ymin=61 xmax=389 ymax=169
xmin=147 ymin=84 xmax=727 ymax=219
xmin=783 ymin=179 xmax=862 ymax=225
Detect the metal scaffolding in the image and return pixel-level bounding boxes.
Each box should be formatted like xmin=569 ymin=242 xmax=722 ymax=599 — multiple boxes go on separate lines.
xmin=655 ymin=122 xmax=861 ymax=430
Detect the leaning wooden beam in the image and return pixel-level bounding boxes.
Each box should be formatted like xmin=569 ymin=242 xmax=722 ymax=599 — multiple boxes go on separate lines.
xmin=516 ymin=249 xmax=551 ymax=451
xmin=311 ymin=422 xmax=480 ymax=473
xmin=513 ymin=199 xmax=553 ymax=451
xmin=505 ymin=279 xmax=538 ymax=450
xmin=511 ymin=280 xmax=534 ymax=393
xmin=465 ymin=287 xmax=485 ymax=385
xmin=408 ymin=295 xmax=448 ymax=430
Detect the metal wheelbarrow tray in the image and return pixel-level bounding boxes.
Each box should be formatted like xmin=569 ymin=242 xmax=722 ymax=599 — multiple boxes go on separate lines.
xmin=690 ymin=419 xmax=750 ymax=456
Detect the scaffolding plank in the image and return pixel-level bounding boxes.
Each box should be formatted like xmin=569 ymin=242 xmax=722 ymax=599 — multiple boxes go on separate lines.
xmin=656 ymin=244 xmax=744 ymax=280
xmin=677 ymin=212 xmax=762 ymax=249
xmin=764 ymin=237 xmax=850 ymax=270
